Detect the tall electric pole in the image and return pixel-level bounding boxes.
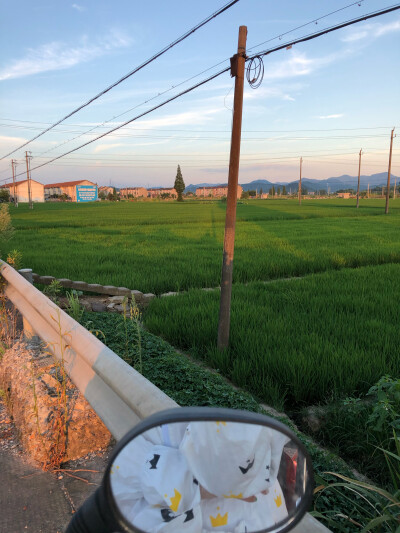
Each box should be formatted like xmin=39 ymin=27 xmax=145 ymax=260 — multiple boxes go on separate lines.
xmin=217 ymin=25 xmax=247 ymax=351
xmin=385 ymin=128 xmax=396 ymax=214
xmin=11 ymin=159 xmax=18 ymax=207
xmin=356 ymin=149 xmax=362 ymax=208
xmin=25 ymin=151 xmax=33 ymax=209
xmin=299 ymin=157 xmax=303 ymax=205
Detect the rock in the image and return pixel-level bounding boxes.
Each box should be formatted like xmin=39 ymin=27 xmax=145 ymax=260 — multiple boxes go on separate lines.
xmin=79 ymin=299 xmax=92 ymax=311
xmin=131 ymin=290 xmax=143 ymax=303
xmin=116 ymin=287 xmax=131 ymax=296
xmin=142 ymin=293 xmax=156 ymax=304
xmin=38 ymin=276 xmax=55 ymax=285
xmin=102 ymin=285 xmax=119 ymax=295
xmin=86 ymin=283 xmax=103 ymax=293
xmin=108 ymin=296 xmax=125 ymax=304
xmin=0 ymin=342 xmax=111 ymax=466
xmin=71 ymin=281 xmax=89 ymax=291
xmin=91 ymin=302 xmax=107 ymax=312
xmin=161 ymin=292 xmax=179 ymax=298
xmin=114 ymin=304 xmax=124 ymax=313
xmin=57 ymin=278 xmax=73 ymax=288
xmin=106 ymin=303 xmax=115 ymax=311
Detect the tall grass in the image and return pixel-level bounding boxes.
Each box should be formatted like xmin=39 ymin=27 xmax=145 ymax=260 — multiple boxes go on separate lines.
xmin=144 ymin=264 xmax=400 ymax=409
xmin=6 ymin=199 xmax=400 ymax=294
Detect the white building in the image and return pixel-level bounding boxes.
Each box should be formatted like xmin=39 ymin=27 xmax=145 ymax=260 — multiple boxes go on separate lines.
xmin=1 ymin=179 xmax=44 ymax=203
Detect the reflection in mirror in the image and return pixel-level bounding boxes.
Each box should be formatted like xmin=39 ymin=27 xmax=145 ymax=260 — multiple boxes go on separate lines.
xmin=109 ymin=421 xmax=310 ymax=533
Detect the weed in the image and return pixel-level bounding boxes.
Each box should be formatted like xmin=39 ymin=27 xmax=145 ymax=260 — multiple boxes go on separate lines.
xmin=6 ymin=250 xmax=22 ymax=270
xmin=65 ymin=290 xmax=84 ymax=323
xmin=43 ymin=279 xmax=63 ymax=305
xmin=313 ymin=436 xmax=400 ymax=531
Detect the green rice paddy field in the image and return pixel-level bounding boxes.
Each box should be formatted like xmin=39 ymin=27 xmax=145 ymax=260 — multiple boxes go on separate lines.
xmin=6 ymin=198 xmax=400 ymax=294
xmin=5 ymin=199 xmax=400 ymax=408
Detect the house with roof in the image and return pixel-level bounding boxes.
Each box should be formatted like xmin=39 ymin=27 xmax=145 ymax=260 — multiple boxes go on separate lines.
xmin=44 ymin=180 xmax=98 ymax=202
xmin=0 ymin=179 xmax=44 ymax=203
xmin=195 ymin=184 xmax=242 ymax=199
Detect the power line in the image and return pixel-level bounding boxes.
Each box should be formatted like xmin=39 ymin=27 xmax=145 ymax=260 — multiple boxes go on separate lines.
xmin=249 ymin=4 xmax=400 ymax=61
xmin=10 ymin=67 xmax=230 ymax=180
xmin=6 ymin=4 xmax=399 ymax=180
xmin=247 ymin=0 xmax=366 ymax=52
xmin=12 ymin=2 xmax=371 ymax=158
xmin=0 ymin=0 xmax=240 ymax=160
xmin=0 ymin=119 xmax=395 ymax=134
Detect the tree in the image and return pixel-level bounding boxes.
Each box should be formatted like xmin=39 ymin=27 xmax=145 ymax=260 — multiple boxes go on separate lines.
xmin=277 ymin=187 xmax=281 ymax=196
xmin=0 ymin=189 xmax=10 ymax=203
xmin=174 ymin=165 xmax=185 ymax=202
xmin=260 ymin=187 xmax=263 ymax=196
xmin=282 ymin=186 xmax=287 ymax=196
xmin=241 ymin=190 xmax=250 ymax=199
xmin=98 ymin=190 xmax=106 ymax=200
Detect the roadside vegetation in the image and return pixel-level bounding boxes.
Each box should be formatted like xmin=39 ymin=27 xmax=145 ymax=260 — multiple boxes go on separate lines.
xmin=81 ymin=309 xmax=400 ymax=532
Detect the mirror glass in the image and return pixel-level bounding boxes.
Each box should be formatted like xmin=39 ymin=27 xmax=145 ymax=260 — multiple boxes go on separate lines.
xmin=109 ymin=421 xmax=311 ymax=533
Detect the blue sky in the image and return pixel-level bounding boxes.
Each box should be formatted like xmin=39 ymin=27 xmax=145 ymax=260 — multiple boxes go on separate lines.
xmin=0 ymin=0 xmax=399 ymax=187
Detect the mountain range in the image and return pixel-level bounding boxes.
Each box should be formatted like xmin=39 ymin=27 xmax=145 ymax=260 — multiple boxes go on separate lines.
xmin=184 ymin=172 xmax=399 ymax=194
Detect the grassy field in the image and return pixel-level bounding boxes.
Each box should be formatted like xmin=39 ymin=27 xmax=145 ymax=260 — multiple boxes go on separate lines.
xmin=5 ymin=198 xmax=400 ymax=294
xmin=144 ymin=263 xmax=400 ymax=409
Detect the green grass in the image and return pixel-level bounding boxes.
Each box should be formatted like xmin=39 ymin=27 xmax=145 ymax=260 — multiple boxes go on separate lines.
xmin=6 ymin=199 xmax=400 ymax=294
xmin=83 ymin=309 xmax=392 ymax=533
xmin=144 ymin=263 xmax=400 ymax=409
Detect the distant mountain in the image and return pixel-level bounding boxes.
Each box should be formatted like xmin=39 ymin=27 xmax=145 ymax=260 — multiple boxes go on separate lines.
xmin=185 ymin=173 xmax=399 ymax=194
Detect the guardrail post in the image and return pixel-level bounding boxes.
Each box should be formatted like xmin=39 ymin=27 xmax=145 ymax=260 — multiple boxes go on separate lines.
xmin=18 ymin=268 xmax=39 ymax=342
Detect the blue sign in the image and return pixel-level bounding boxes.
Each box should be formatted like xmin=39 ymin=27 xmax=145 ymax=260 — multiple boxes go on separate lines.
xmin=76 ymin=185 xmax=98 ymax=202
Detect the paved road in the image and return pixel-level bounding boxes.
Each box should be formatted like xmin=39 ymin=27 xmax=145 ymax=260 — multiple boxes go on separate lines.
xmin=0 ymin=398 xmax=109 ymax=533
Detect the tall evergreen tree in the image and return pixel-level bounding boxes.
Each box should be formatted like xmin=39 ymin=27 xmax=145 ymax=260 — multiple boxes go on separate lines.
xmin=282 ymin=185 xmax=287 ymax=196
xmin=174 ymin=165 xmax=185 ymax=202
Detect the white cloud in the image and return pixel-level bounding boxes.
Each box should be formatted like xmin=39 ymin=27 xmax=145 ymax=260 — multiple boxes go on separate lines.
xmin=341 ymin=19 xmax=400 ymax=42
xmin=318 ymin=114 xmax=344 ymax=119
xmin=72 ymin=4 xmax=85 ymax=12
xmin=0 ymin=30 xmax=132 ymax=81
xmin=262 ymin=50 xmax=340 ymax=81
xmin=0 ymin=134 xmax=27 ymax=145
xmin=93 ymin=143 xmax=127 ymax=153
xmin=134 ymin=109 xmax=220 ymax=129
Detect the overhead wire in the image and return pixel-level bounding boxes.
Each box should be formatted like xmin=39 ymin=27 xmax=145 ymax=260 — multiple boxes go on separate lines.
xmin=248 ymin=4 xmax=400 ymax=62
xmin=247 ymin=0 xmax=365 ymax=52
xmin=6 ymin=0 xmax=371 ymax=159
xmin=0 ymin=0 xmax=240 ymax=160
xmin=4 ymin=4 xmax=399 ymax=180
xmin=0 ymin=118 xmax=395 ymax=133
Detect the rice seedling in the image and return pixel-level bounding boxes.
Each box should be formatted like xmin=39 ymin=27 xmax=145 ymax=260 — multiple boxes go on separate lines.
xmin=144 ymin=263 xmax=400 ymax=408
xmin=6 ymin=199 xmax=400 ymax=294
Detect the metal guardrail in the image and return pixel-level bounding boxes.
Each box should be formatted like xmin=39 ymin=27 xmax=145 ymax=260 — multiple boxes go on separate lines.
xmin=0 ymin=261 xmax=177 ymax=440
xmin=0 ymin=262 xmax=330 ymax=532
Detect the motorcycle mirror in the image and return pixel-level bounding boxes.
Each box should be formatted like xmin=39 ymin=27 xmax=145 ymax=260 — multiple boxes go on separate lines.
xmin=102 ymin=407 xmax=313 ymax=533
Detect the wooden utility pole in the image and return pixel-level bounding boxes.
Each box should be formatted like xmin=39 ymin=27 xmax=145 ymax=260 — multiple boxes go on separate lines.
xmin=385 ymin=128 xmax=395 ymax=214
xmin=356 ymin=149 xmax=362 ymax=208
xmin=217 ymin=25 xmax=247 ymax=351
xmin=299 ymin=157 xmax=303 ymax=205
xmin=11 ymin=159 xmax=18 ymax=207
xmin=25 ymin=151 xmax=33 ymax=209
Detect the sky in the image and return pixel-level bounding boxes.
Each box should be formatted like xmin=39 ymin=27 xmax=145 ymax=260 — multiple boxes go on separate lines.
xmin=0 ymin=0 xmax=399 ymax=188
